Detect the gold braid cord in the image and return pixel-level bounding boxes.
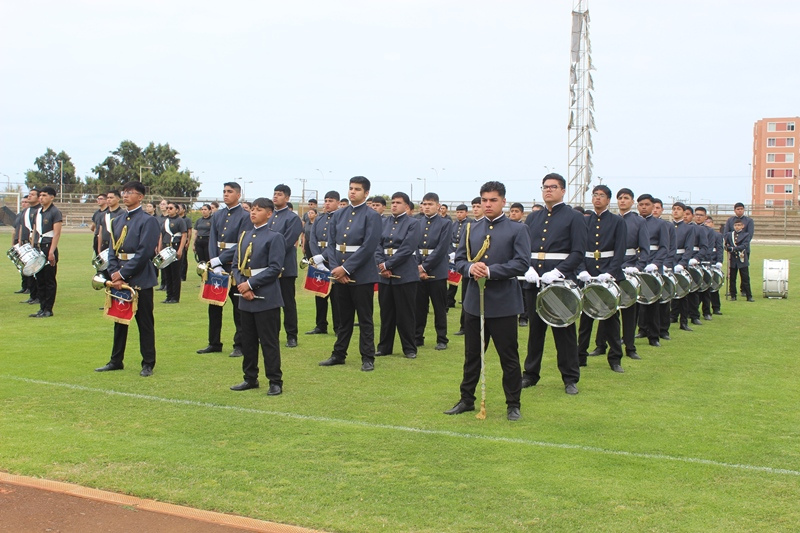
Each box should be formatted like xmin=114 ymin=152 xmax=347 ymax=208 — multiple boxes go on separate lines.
xmin=237 ymin=230 xmax=253 ymax=276
xmin=465 ymin=222 xmax=490 ymax=420
xmin=465 ymin=222 xmax=491 ymax=263
xmin=110 ymin=224 xmax=128 ymax=255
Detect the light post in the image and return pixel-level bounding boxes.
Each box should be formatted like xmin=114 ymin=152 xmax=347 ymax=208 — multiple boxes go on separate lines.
xmin=315 ymin=169 xmax=331 ymax=181
xmin=58 ymin=160 xmax=64 ymax=203
xmin=139 ymin=165 xmax=153 ymax=182
xmin=678 ymin=190 xmax=692 ymax=204
xmin=236 ymin=177 xmax=253 ymax=200
xmin=416 ymin=177 xmax=426 ymax=196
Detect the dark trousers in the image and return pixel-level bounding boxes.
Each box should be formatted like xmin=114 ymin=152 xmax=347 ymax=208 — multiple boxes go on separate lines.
xmin=620 ymin=305 xmax=638 ymax=352
xmin=671 ymin=297 xmax=690 ymax=326
xmin=377 ymin=282 xmax=418 ymax=356
xmin=164 ymin=259 xmax=182 ymax=302
xmin=314 ymin=291 xmax=340 ymax=333
xmin=24 ymin=275 xmax=38 ymax=299
xmin=687 ymin=291 xmax=701 ymax=320
xmin=36 ymin=244 xmax=57 ymax=312
xmin=110 ymin=287 xmax=155 ymax=368
xmin=523 ymin=287 xmax=580 ymax=386
xmin=208 ymin=283 xmax=242 ymax=349
xmin=331 ymin=283 xmax=375 ymax=362
xmin=195 ymin=237 xmax=210 ymax=263
xmin=460 ymin=313 xmax=521 ymax=408
xmin=180 ymin=247 xmax=188 ymax=281
xmin=446 ymin=281 xmax=458 ymax=308
xmin=710 ymin=290 xmax=721 ymax=312
xmin=730 ymin=267 xmax=752 ymax=297
xmin=579 ymin=311 xmax=622 ymax=367
xmin=659 ymin=302 xmax=671 ymax=336
xmin=700 ymin=289 xmax=712 ymax=316
xmin=279 ymin=276 xmax=298 ymax=341
xmin=240 ymin=307 xmax=282 ymax=386
xmin=638 ymin=301 xmax=661 ymax=341
xmin=415 ymin=279 xmax=448 ymax=345
xmin=518 ymin=280 xmax=528 ymax=321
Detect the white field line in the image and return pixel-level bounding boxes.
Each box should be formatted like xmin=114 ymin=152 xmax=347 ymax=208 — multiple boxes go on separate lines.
xmin=3 ymin=375 xmax=799 ymax=478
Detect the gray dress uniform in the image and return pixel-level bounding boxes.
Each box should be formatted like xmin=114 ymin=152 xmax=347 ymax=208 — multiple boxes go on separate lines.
xmin=670 ymin=220 xmax=698 ymax=327
xmin=308 ymin=210 xmax=338 ymax=334
xmin=267 ymin=206 xmax=304 ymax=345
xmin=414 ymin=214 xmax=452 ymax=347
xmin=724 ymin=229 xmax=752 ymax=299
xmin=447 ymin=217 xmax=471 ymax=308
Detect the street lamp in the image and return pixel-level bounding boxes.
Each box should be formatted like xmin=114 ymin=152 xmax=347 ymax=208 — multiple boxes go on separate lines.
xmin=236 ymin=177 xmax=253 ymax=199
xmin=139 ymin=166 xmax=153 ymax=182
xmin=678 ymin=190 xmax=692 ymax=204
xmin=416 ymin=177 xmax=426 ymax=196
xmin=315 ymin=169 xmax=331 ymax=181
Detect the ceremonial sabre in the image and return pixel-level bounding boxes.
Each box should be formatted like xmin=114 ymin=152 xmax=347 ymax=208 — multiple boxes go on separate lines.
xmin=475 ymin=276 xmax=487 ymax=420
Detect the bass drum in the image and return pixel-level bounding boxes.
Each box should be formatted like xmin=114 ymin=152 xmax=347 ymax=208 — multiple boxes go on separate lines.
xmin=763 ymin=259 xmax=789 ymax=299
xmin=617 ymin=275 xmax=640 ymax=309
xmin=660 ymin=271 xmax=676 ymax=303
xmin=687 ymin=266 xmax=703 ymax=292
xmin=536 ymin=280 xmax=583 ymax=328
xmin=636 ymin=272 xmax=662 ymax=305
xmin=581 ymin=279 xmax=620 ymax=320
xmin=673 ymin=269 xmax=692 ymax=299
xmin=710 ymin=266 xmax=724 ymax=292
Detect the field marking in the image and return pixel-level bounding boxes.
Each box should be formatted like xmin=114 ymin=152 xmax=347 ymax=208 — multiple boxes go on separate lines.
xmin=3 ymin=375 xmax=799 ymax=478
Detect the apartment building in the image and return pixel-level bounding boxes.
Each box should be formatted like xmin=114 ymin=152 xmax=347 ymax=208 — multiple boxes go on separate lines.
xmin=752 ymin=117 xmax=800 ymax=206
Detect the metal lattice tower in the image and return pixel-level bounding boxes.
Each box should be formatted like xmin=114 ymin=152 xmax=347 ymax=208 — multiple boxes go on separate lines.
xmin=567 ymin=0 xmax=596 ymax=204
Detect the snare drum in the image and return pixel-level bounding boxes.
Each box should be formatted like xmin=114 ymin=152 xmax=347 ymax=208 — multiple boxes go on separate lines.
xmin=687 ymin=266 xmax=703 ymax=293
xmin=92 ymin=248 xmax=110 ymax=271
xmin=763 ymin=259 xmax=789 ymax=299
xmin=153 ymin=247 xmax=178 ymax=269
xmin=581 ymin=279 xmax=620 ymax=320
xmin=636 ymin=272 xmax=662 ymax=305
xmin=710 ymin=266 xmax=724 ymax=292
xmin=673 ymin=269 xmax=692 ymax=299
xmin=10 ymin=243 xmax=47 ymax=276
xmin=536 ymin=280 xmax=583 ymax=328
xmin=617 ymin=275 xmax=640 ymax=309
xmin=659 ymin=271 xmax=676 ymax=303
xmin=699 ymin=266 xmax=712 ymax=291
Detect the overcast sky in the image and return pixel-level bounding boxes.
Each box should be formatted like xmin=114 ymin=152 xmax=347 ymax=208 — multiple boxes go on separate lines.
xmin=1 ymin=1 xmax=798 ymax=206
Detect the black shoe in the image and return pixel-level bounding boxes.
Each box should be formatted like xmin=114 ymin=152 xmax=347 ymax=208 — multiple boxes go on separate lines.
xmin=29 ymin=298 xmax=40 ymax=305
xmin=29 ymin=310 xmax=43 ymax=318
xmin=444 ymin=401 xmax=475 ymax=415
xmin=518 ymin=319 xmax=528 ymax=328
xmin=627 ymin=352 xmax=641 ymax=360
xmin=611 ymin=364 xmax=625 ymax=373
xmin=285 ymin=338 xmax=298 ymax=348
xmin=691 ymin=318 xmax=703 ymax=326
xmin=140 ymin=366 xmax=153 ymax=377
xmin=680 ymin=324 xmax=693 ymax=332
xmin=434 ymin=342 xmax=448 ymax=351
xmin=521 ymin=376 xmax=537 ymax=389
xmin=14 ymin=288 xmax=27 ymax=294
xmin=267 ymin=384 xmax=282 ymax=396
xmin=713 ymin=310 xmax=723 ymax=315
xmin=157 ymin=286 xmax=166 ymax=291
xmin=703 ymin=314 xmax=713 ymax=321
xmin=660 ymin=334 xmax=671 ymax=340
xmin=319 ymin=356 xmax=345 ymax=367
xmin=305 ymin=328 xmax=327 ymax=335
xmin=37 ymin=310 xmax=53 ymax=318
xmin=374 ymin=351 xmax=388 ymax=357
xmin=453 ymin=330 xmax=465 ymax=336
xmin=95 ymin=363 xmax=123 ymax=372
xmin=196 ymin=345 xmax=222 ymax=354
xmin=229 ymin=347 xmax=243 ymax=358
xmin=361 ymin=360 xmax=374 ymax=372
xmin=588 ymin=347 xmax=606 ymax=356
xmin=729 ymin=295 xmax=737 ymax=301
xmin=747 ymin=296 xmax=754 ymax=302
xmin=404 ymin=352 xmax=417 ymax=359
xmin=649 ymin=339 xmax=661 ymax=347
xmin=565 ymin=383 xmax=579 ymax=395
xmin=507 ymin=407 xmax=521 ymax=421
xmin=230 ymin=380 xmax=259 ymax=391
xmin=671 ymin=318 xmax=678 ymax=324
xmin=634 ymin=332 xmax=646 ymax=339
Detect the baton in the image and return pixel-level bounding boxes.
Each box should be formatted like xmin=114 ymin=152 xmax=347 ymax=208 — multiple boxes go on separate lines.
xmin=475 ymin=276 xmax=487 ymax=420
xmin=329 ymin=276 xmax=356 ymax=283
xmin=234 ymin=293 xmax=265 ymax=300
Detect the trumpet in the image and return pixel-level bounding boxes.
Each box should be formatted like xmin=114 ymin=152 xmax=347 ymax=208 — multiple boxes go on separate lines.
xmin=196 ymin=261 xmax=209 ymax=277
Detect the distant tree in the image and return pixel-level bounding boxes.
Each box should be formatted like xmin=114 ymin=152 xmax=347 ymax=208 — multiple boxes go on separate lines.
xmin=144 ymin=166 xmax=201 ymax=197
xmin=25 ymin=148 xmax=78 ymax=191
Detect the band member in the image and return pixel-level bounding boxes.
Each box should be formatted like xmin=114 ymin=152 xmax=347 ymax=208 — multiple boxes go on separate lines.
xmin=156 ymin=199 xmax=169 ymax=291
xmin=446 ymin=204 xmax=470 ymax=309
xmin=318 ymin=176 xmax=382 ymax=371
xmin=375 ymin=192 xmax=421 ymax=358
xmin=12 ymin=197 xmax=30 ymax=295
xmin=97 ymin=190 xmax=125 ymax=255
xmin=634 ymin=195 xmax=669 ymax=346
xmin=724 ymin=220 xmax=753 ymax=301
xmin=693 ymin=207 xmax=715 ymax=320
xmin=18 ymin=189 xmax=41 ymax=305
xmin=302 ymin=198 xmax=318 ymax=225
xmin=301 ymin=208 xmax=317 ymax=259
xmin=654 ymin=198 xmax=676 ymax=341
xmin=724 ymin=202 xmax=754 ymax=241
xmin=229 ymin=198 xmax=286 ymax=395
xmin=521 ymin=174 xmax=585 ymax=395
xmin=414 ymin=192 xmax=451 ymax=351
xmin=308 ymin=191 xmax=342 ymax=336
xmin=197 ymin=182 xmax=249 ymax=357
xmin=439 ymin=203 xmax=449 ymax=218
xmin=179 ymin=203 xmax=192 ymax=281
xmin=704 ymin=215 xmax=724 ymax=314
xmin=682 ymin=206 xmax=707 ymax=326
xmin=29 ymin=187 xmax=62 ymax=318
xmin=370 ymin=196 xmax=387 ymax=216
xmin=455 ymin=197 xmax=485 ymax=336
xmin=193 ymin=204 xmax=213 ymax=264
xmin=268 ymin=184 xmax=303 ymax=348
xmin=508 ymin=202 xmax=528 ymax=327
xmin=576 ymin=185 xmax=627 ymax=372
xmin=445 ymin=181 xmax=530 ymax=420
xmin=90 ymin=193 xmax=107 ymax=255
xmin=338 ymin=198 xmax=349 ymax=210
xmin=158 ymin=201 xmax=187 ymax=304
xmin=95 ymin=181 xmax=161 ymax=376
xmin=669 ymin=202 xmax=700 ymax=330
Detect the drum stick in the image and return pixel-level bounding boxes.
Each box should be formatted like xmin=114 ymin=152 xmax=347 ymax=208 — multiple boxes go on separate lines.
xmin=233 ymin=293 xmax=265 ymax=300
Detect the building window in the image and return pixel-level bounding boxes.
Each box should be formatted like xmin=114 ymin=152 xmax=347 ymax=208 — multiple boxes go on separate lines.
xmin=766 ymin=199 xmax=774 ymax=206
xmin=787 ymin=153 xmax=795 ymax=163
xmin=767 ymin=138 xmax=794 ymax=147
xmin=767 ymin=153 xmax=794 ymax=163
xmin=766 ymin=185 xmax=775 ymax=193
xmin=789 ymin=122 xmax=796 ymax=131
xmin=786 ymin=185 xmax=794 ymax=194
xmin=766 ymin=169 xmax=795 ymax=178
xmin=788 ymin=138 xmax=795 ymax=147
xmin=768 ymin=122 xmax=777 ymax=132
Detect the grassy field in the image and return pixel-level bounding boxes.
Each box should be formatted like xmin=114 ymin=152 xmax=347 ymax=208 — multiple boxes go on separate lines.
xmin=1 ymin=232 xmax=799 ymax=532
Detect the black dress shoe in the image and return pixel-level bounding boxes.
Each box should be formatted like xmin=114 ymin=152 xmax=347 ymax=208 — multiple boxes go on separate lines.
xmin=649 ymin=339 xmax=661 ymax=347
xmin=229 ymin=347 xmax=243 ymax=357
xmin=611 ymin=364 xmax=625 ymax=373
xmin=507 ymin=407 xmax=521 ymax=421
xmin=305 ymin=328 xmax=328 ymax=335
xmin=14 ymin=288 xmax=27 ymax=294
xmin=453 ymin=330 xmax=465 ymax=336
xmin=565 ymin=383 xmax=579 ymax=395
xmin=29 ymin=310 xmax=43 ymax=318
xmin=197 ymin=345 xmax=223 ymax=354
xmin=140 ymin=366 xmax=153 ymax=377
xmin=38 ymin=310 xmax=53 ymax=318
xmin=95 ymin=363 xmax=123 ymax=372
xmin=703 ymin=314 xmax=713 ymax=321
xmin=691 ymin=318 xmax=703 ymax=325
xmin=521 ymin=376 xmax=537 ymax=389
xmin=319 ymin=356 xmax=345 ymax=366
xmin=361 ymin=360 xmax=374 ymax=372
xmin=444 ymin=401 xmax=475 ymax=415
xmin=747 ymin=297 xmax=754 ymax=302
xmin=230 ymin=381 xmax=259 ymax=391
xmin=627 ymin=352 xmax=641 ymax=360
xmin=434 ymin=342 xmax=448 ymax=351
xmin=660 ymin=334 xmax=671 ymax=340
xmin=285 ymin=338 xmax=298 ymax=348
xmin=29 ymin=298 xmax=40 ymax=305
xmin=713 ymin=310 xmax=723 ymax=315
xmin=588 ymin=347 xmax=606 ymax=356
xmin=679 ymin=324 xmax=693 ymax=332
xmin=267 ymin=384 xmax=282 ymax=396
xmin=518 ymin=319 xmax=528 ymax=328
xmin=404 ymin=352 xmax=417 ymax=359
xmin=729 ymin=295 xmax=737 ymax=301
xmin=374 ymin=351 xmax=387 ymax=356
xmin=634 ymin=332 xmax=646 ymax=339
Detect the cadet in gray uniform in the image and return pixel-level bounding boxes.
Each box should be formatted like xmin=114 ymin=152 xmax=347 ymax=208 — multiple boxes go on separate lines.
xmin=704 ymin=215 xmax=724 ymax=313
xmin=446 ymin=204 xmax=470 ymax=309
xmin=269 ymin=184 xmax=304 ymax=348
xmin=307 ymin=191 xmax=342 ymax=335
xmin=724 ymin=220 xmax=753 ymax=301
xmin=669 ymin=202 xmax=699 ymax=330
xmin=414 ymin=192 xmax=451 ymax=350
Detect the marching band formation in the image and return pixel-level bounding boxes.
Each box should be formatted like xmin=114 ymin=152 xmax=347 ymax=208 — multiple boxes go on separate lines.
xmin=8 ymin=176 xmax=757 ymax=421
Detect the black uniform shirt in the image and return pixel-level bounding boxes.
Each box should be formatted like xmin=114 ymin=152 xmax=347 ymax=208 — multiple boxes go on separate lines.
xmin=323 ymin=201 xmax=382 ymax=285
xmin=194 ymin=216 xmax=212 ymax=238
xmin=375 ymin=213 xmax=421 ymax=285
xmin=209 ymin=203 xmax=250 ymax=271
xmin=417 ymin=213 xmax=455 ymax=280
xmin=161 ymin=215 xmax=187 ymax=247
xmin=620 ymin=210 xmax=650 ymax=269
xmin=36 ymin=204 xmax=63 ymax=246
xmin=99 ymin=207 xmax=125 ymax=248
xmin=524 ymin=202 xmax=585 ymax=281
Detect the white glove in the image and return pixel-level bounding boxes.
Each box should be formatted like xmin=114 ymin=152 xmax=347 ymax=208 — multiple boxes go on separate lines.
xmin=540 ymin=269 xmax=563 ymax=285
xmin=315 ymin=263 xmax=330 ymax=272
xmin=524 ymin=266 xmax=540 ymax=285
xmin=209 ymin=257 xmax=222 ymax=268
xmin=624 ymin=266 xmax=639 ymax=275
xmin=644 ymin=264 xmax=658 ymax=273
xmin=448 ymin=252 xmax=455 ymax=262
xmin=674 ymin=264 xmax=685 ymax=273
xmin=597 ymin=272 xmax=613 ymax=282
xmin=212 ymin=265 xmax=224 ymax=274
xmin=312 ymin=254 xmax=325 ymax=266
xmin=577 ymin=271 xmax=592 ymax=283
xmin=688 ymin=258 xmax=699 ymax=266
xmin=715 ymin=262 xmax=722 ymax=269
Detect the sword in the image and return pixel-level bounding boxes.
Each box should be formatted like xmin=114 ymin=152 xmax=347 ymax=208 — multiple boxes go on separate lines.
xmin=475 ymin=276 xmax=487 ymax=420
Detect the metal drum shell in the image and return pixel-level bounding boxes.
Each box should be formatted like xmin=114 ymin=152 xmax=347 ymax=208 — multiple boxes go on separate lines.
xmin=92 ymin=248 xmax=110 ymax=271
xmin=153 ymin=247 xmax=178 ymax=270
xmin=581 ymin=279 xmax=620 ymax=320
xmin=660 ymin=271 xmax=676 ymax=303
xmin=15 ymin=243 xmax=47 ymax=276
xmin=673 ymin=270 xmax=692 ymax=299
xmin=710 ymin=267 xmax=724 ymax=291
xmin=636 ymin=272 xmax=662 ymax=305
xmin=687 ymin=266 xmax=703 ymax=292
xmin=700 ymin=266 xmax=713 ymax=291
xmin=535 ymin=280 xmax=583 ymax=328
xmin=617 ymin=275 xmax=640 ymax=309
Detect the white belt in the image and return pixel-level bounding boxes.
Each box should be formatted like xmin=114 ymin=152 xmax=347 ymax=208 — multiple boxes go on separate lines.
xmin=250 ymin=268 xmax=266 ymax=276
xmin=649 ymin=245 xmax=659 ymax=251
xmin=118 ymin=253 xmax=136 ymax=260
xmin=585 ymin=250 xmax=615 ymax=259
xmin=337 ymin=245 xmax=360 ymax=253
xmin=218 ymin=242 xmax=237 ymax=250
xmin=418 ymin=248 xmax=435 ymax=256
xmin=625 ymin=248 xmax=636 ymax=256
xmin=318 ymin=241 xmax=328 ymax=247
xmin=41 ymin=231 xmax=55 ymax=238
xmin=693 ymin=247 xmax=700 ymax=251
xmin=677 ymin=248 xmax=686 ymax=254
xmin=531 ymin=252 xmax=569 ymax=260
xmin=383 ymin=248 xmax=396 ymax=256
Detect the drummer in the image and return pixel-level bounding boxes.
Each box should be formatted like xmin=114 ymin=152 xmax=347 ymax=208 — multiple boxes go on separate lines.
xmin=704 ymin=215 xmax=724 ymax=314
xmin=18 ymin=189 xmax=41 ymax=305
xmin=634 ymin=195 xmax=669 ymax=347
xmin=521 ymin=173 xmax=585 ymax=395
xmin=30 ymin=187 xmax=62 ymax=318
xmin=11 ymin=197 xmax=30 ymax=296
xmin=159 ymin=201 xmax=187 ymax=304
xmin=576 ymin=185 xmax=627 ymax=372
xmin=669 ymin=202 xmax=699 ymax=331
xmin=96 ymin=190 xmax=125 ymax=277
xmin=193 ymin=204 xmax=213 ymax=264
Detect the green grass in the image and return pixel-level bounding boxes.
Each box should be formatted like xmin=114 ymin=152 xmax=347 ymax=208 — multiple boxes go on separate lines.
xmin=1 ymin=232 xmax=799 ymax=532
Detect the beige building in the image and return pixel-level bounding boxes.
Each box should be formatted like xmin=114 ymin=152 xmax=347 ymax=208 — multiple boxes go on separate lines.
xmin=752 ymin=117 xmax=799 ymax=206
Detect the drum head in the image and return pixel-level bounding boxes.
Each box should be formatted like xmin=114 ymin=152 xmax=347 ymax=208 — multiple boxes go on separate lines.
xmin=536 ymin=282 xmax=582 ymax=328
xmin=636 ymin=273 xmax=662 ymax=305
xmin=582 ymin=281 xmax=620 ymax=320
xmin=618 ymin=277 xmax=639 ymax=309
xmin=20 ymin=247 xmax=47 ymax=276
xmin=660 ymin=273 xmax=676 ymax=303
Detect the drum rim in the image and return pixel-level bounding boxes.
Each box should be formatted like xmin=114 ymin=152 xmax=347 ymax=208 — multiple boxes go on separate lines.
xmin=536 ymin=283 xmax=583 ymax=327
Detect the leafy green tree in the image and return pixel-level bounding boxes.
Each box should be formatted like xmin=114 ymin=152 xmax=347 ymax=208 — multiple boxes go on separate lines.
xmin=25 ymin=148 xmax=78 ymax=191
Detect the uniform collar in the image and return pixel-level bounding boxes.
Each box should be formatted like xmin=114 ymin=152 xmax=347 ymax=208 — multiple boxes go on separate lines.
xmin=486 ymin=213 xmax=506 ymax=223
xmin=254 ymin=221 xmax=269 ymax=229
xmin=351 ymin=200 xmax=368 ymax=209
xmin=127 ymin=206 xmax=142 ymax=214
